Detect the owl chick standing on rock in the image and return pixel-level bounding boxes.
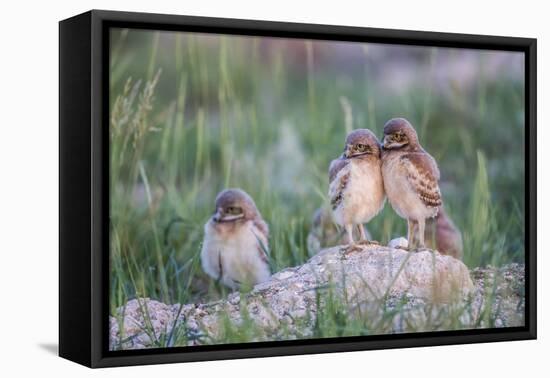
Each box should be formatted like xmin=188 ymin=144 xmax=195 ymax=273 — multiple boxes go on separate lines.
xmin=200 ymin=189 xmax=270 ymax=290
xmin=381 ymin=118 xmax=442 ymax=250
xmin=329 ymin=129 xmax=386 ymax=252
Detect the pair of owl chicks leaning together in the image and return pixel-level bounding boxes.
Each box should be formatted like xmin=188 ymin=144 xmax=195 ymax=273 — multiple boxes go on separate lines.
xmin=201 ymin=117 xmax=463 ymax=290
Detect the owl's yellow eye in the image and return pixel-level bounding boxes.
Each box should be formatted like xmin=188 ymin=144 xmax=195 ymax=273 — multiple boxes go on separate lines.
xmin=356 ymin=144 xmax=367 ymax=152
xmin=226 ymin=206 xmax=242 ymax=215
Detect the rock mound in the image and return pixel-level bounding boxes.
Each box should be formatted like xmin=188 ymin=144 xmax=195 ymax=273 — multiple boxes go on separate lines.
xmin=109 ymin=246 xmax=524 ymax=350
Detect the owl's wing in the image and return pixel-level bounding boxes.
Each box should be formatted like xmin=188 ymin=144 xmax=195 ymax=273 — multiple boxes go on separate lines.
xmin=252 ymin=218 xmax=270 ymax=265
xmin=328 ymin=157 xmax=350 ymax=210
xmin=328 ymin=157 xmax=348 ymax=182
xmin=400 ymin=152 xmax=442 ymax=208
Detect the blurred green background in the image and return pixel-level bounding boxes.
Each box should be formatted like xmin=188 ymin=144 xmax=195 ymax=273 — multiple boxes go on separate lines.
xmin=109 ymin=28 xmax=525 ymax=311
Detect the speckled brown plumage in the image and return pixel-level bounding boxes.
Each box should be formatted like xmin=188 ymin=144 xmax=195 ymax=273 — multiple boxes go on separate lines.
xmin=381 ymin=118 xmax=442 ymax=249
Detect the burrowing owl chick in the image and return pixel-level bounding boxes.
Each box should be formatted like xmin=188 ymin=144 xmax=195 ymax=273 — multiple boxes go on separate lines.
xmin=200 ymin=189 xmax=270 ymax=290
xmin=381 ymin=118 xmax=442 ymax=250
xmin=329 ymin=129 xmax=385 ymax=251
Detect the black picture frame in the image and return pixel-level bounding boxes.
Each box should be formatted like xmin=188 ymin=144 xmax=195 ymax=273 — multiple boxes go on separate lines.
xmin=59 ymin=9 xmax=537 ymax=368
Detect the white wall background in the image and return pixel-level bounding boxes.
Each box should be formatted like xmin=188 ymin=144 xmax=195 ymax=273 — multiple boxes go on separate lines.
xmin=0 ymin=0 xmax=546 ymax=376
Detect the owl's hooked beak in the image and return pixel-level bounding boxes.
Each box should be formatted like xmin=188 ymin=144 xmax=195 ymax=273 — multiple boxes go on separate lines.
xmin=344 ymin=144 xmax=353 ymax=158
xmin=212 ymin=208 xmax=223 ymax=222
xmin=382 ymin=135 xmax=390 ymax=148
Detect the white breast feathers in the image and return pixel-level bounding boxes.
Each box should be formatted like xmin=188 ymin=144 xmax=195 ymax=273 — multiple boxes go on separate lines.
xmin=200 ymin=220 xmax=270 ymax=290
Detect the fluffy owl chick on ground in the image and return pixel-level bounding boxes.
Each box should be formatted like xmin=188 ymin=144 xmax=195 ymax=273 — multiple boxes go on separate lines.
xmin=200 ymin=189 xmax=270 ymax=290
xmin=307 ymin=207 xmax=371 ymax=256
xmin=381 ymin=118 xmax=442 ymax=250
xmin=329 ymin=129 xmax=385 ymax=252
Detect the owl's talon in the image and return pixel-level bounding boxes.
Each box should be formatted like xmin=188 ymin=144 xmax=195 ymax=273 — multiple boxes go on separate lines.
xmin=358 ymin=239 xmax=379 ymax=246
xmin=340 ymin=243 xmax=363 ymax=255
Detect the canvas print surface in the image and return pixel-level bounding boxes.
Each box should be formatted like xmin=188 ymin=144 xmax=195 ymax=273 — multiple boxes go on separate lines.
xmin=108 ymin=28 xmax=525 ymax=351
